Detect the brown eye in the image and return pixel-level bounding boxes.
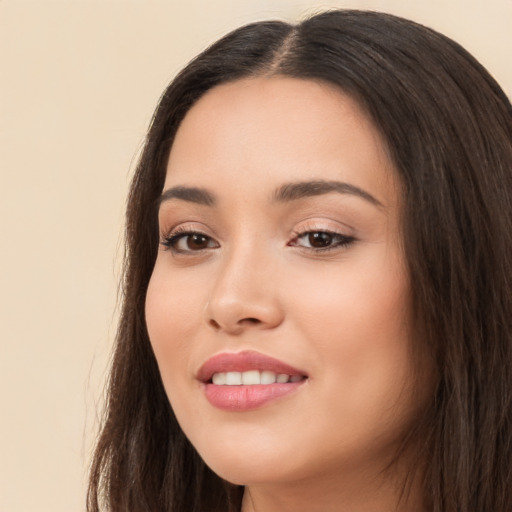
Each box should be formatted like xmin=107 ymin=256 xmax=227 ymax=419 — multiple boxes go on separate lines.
xmin=161 ymin=231 xmax=219 ymax=253
xmin=186 ymin=233 xmax=211 ymax=250
xmin=290 ymin=230 xmax=355 ymax=252
xmin=308 ymin=232 xmax=333 ymax=248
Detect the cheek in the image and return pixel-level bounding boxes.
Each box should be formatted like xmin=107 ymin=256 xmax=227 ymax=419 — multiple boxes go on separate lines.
xmin=288 ymin=249 xmax=410 ymax=349
xmin=286 ymin=252 xmax=414 ymax=415
xmin=145 ymin=264 xmax=204 ymax=384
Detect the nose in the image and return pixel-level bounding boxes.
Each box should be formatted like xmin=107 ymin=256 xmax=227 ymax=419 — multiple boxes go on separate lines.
xmin=205 ymin=246 xmax=284 ymax=335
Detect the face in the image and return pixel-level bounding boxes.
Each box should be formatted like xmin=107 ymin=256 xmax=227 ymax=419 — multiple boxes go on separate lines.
xmin=146 ymin=77 xmax=424 ymax=487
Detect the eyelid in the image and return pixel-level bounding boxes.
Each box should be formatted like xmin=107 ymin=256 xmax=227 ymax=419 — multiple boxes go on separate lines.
xmin=159 ymin=220 xmax=356 ymax=255
xmin=290 ymin=219 xmax=355 ymax=237
xmin=288 ymin=220 xmax=356 ymax=252
xmin=160 ymin=223 xmax=220 ymax=254
xmin=289 ymin=230 xmax=355 ymax=250
xmin=160 ymin=221 xmax=213 ymax=240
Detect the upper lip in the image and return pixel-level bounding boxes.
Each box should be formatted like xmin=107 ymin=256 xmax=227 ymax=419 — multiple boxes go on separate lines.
xmin=197 ymin=350 xmax=308 ymax=383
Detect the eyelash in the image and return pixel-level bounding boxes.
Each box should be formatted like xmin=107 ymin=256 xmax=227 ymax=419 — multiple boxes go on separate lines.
xmin=160 ymin=226 xmax=218 ymax=254
xmin=288 ymin=229 xmax=355 ymax=252
xmin=160 ymin=227 xmax=356 ymax=254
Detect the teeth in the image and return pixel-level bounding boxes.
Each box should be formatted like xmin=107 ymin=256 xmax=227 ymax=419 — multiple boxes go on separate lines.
xmin=211 ymin=370 xmax=304 ymax=386
xmin=212 ymin=372 xmax=226 ymax=385
xmin=225 ymin=371 xmax=242 ymax=385
xmin=261 ymin=370 xmax=276 ymax=384
xmin=242 ymin=370 xmax=260 ymax=385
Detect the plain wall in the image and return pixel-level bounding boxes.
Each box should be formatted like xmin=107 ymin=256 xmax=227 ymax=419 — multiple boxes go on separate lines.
xmin=1 ymin=1 xmax=510 ymax=511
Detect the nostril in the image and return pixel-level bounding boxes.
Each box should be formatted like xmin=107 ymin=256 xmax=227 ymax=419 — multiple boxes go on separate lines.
xmin=207 ymin=317 xmax=263 ymax=332
xmin=240 ymin=317 xmax=261 ymax=325
xmin=209 ymin=319 xmax=221 ymax=329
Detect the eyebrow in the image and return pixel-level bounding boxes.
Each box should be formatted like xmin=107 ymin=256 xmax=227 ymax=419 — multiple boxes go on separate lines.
xmin=158 ymin=180 xmax=383 ymax=209
xmin=159 ymin=186 xmax=215 ymax=207
xmin=272 ymin=180 xmax=383 ymax=207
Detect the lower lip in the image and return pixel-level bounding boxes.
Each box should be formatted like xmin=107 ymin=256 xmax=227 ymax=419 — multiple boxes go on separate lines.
xmin=203 ymin=381 xmax=305 ymax=411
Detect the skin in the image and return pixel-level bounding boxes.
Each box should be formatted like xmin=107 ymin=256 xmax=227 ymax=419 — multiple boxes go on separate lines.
xmin=145 ymin=76 xmax=429 ymax=511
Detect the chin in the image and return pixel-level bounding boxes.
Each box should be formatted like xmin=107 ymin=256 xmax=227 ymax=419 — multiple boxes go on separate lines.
xmin=196 ymin=442 xmax=305 ymax=486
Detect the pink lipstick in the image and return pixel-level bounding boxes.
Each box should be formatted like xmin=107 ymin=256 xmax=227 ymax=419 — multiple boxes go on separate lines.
xmin=197 ymin=350 xmax=307 ymax=411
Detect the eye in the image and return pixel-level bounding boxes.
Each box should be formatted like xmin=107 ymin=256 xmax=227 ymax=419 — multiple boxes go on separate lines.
xmin=289 ymin=230 xmax=355 ymax=251
xmin=161 ymin=230 xmax=219 ymax=253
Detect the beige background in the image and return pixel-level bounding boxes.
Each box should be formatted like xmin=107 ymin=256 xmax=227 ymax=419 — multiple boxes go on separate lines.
xmin=0 ymin=1 xmax=510 ymax=511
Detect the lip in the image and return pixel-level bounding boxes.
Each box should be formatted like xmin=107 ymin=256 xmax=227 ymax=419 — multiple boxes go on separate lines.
xmin=197 ymin=350 xmax=308 ymax=412
xmin=197 ymin=350 xmax=307 ymax=382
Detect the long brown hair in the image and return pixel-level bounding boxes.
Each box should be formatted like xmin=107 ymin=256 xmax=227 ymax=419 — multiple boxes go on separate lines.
xmin=88 ymin=10 xmax=512 ymax=512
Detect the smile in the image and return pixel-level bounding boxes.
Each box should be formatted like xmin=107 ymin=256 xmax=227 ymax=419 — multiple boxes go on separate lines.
xmin=198 ymin=351 xmax=308 ymax=411
xmin=212 ymin=370 xmax=304 ymax=385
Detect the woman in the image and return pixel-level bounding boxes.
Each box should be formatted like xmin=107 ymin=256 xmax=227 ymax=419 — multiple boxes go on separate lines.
xmin=88 ymin=10 xmax=512 ymax=512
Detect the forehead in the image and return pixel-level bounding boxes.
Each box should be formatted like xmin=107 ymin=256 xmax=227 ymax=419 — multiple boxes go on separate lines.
xmin=165 ymin=76 xmax=397 ymax=204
